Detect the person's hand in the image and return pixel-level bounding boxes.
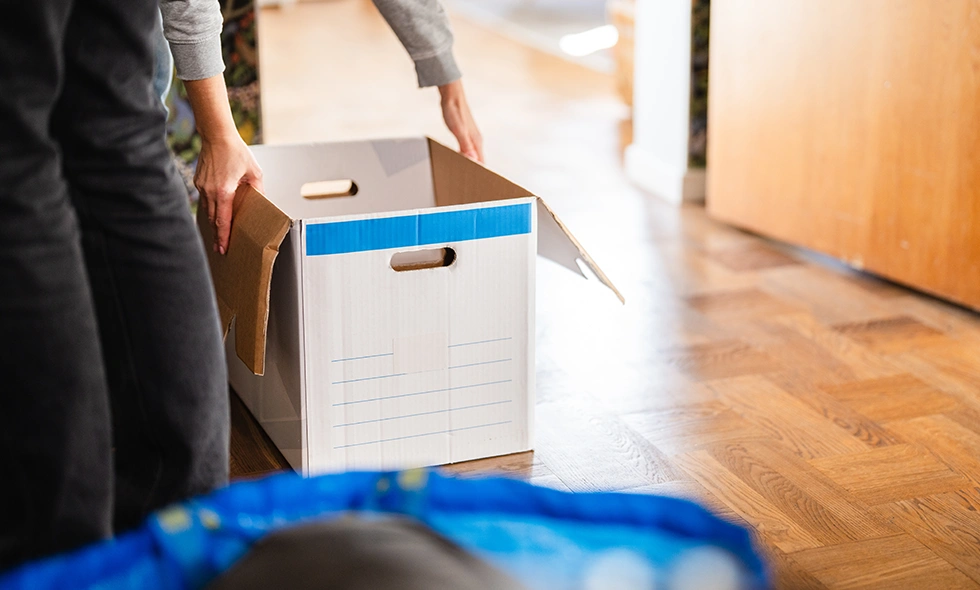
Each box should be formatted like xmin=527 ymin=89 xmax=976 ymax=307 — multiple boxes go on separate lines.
xmin=195 ymin=134 xmax=264 ymax=255
xmin=184 ymin=74 xmax=263 ymax=255
xmin=438 ymin=80 xmax=484 ymax=163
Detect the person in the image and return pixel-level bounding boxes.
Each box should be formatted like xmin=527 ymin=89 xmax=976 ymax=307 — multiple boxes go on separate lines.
xmin=0 ymin=0 xmax=229 ymax=569
xmin=160 ymin=0 xmax=484 ymax=256
xmin=0 ymin=0 xmax=481 ymax=570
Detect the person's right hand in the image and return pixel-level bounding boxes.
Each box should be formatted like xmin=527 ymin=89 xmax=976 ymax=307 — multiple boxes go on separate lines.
xmin=195 ymin=133 xmax=264 ymax=255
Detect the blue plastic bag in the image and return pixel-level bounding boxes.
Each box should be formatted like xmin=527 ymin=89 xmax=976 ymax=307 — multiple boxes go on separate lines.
xmin=0 ymin=470 xmax=769 ymax=589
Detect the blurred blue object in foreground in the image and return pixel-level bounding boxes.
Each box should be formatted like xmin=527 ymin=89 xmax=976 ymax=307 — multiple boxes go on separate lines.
xmin=0 ymin=469 xmax=769 ymax=590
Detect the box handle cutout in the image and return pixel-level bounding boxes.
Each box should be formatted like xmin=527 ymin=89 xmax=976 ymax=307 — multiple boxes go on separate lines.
xmin=391 ymin=247 xmax=456 ymax=272
xmin=301 ymin=179 xmax=359 ymax=199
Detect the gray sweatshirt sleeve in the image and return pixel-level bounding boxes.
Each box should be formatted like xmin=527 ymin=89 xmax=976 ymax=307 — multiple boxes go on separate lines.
xmin=371 ymin=0 xmax=462 ymax=88
xmin=160 ymin=0 xmax=225 ymax=81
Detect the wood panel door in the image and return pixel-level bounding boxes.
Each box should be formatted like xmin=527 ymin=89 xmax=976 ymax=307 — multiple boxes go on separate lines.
xmin=706 ymin=0 xmax=980 ymax=310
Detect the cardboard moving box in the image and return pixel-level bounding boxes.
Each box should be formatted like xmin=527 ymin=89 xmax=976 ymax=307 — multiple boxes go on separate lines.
xmin=200 ymin=137 xmax=621 ymax=475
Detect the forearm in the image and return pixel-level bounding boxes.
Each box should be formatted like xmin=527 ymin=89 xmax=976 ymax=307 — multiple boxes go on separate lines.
xmin=183 ymin=75 xmax=239 ymax=143
xmin=371 ymin=0 xmax=461 ymax=87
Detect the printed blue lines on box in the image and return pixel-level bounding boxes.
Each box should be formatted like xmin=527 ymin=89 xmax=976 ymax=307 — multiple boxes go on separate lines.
xmin=333 ymin=379 xmax=512 ymax=407
xmin=331 ymin=352 xmax=394 ymax=363
xmin=332 ymin=372 xmax=407 ymax=385
xmin=449 ymin=337 xmax=512 ymax=349
xmin=449 ymin=358 xmax=511 ymax=370
xmin=330 ymin=336 xmax=511 ymax=364
xmin=306 ymin=203 xmax=531 ymax=256
xmin=334 ymin=421 xmax=512 ymax=449
xmin=333 ymin=399 xmax=513 ymax=428
xmin=332 ymin=359 xmax=510 ymax=385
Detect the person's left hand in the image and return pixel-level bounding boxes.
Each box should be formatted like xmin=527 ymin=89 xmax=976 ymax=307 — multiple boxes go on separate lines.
xmin=438 ymin=80 xmax=484 ymax=163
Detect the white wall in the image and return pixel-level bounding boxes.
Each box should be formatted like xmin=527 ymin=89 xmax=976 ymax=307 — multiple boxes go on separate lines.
xmin=625 ymin=0 xmax=696 ymax=204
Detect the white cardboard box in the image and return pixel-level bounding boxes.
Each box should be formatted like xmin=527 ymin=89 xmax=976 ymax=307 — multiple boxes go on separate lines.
xmin=201 ymin=137 xmax=620 ymax=475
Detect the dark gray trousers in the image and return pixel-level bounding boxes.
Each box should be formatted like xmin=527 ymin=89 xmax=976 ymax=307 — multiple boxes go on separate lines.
xmin=0 ymin=0 xmax=228 ymax=569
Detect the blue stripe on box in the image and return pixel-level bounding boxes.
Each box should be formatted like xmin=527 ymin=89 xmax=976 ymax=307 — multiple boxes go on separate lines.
xmin=305 ymin=202 xmax=531 ymax=256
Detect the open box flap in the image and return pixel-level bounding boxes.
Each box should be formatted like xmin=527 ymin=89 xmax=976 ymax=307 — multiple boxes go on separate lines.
xmin=536 ymin=199 xmax=625 ymax=303
xmin=197 ymin=184 xmax=292 ymax=375
xmin=428 ymin=138 xmax=624 ymax=303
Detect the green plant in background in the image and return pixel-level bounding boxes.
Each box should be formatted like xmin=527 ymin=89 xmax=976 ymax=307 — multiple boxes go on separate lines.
xmin=689 ymin=0 xmax=709 ymax=168
xmin=165 ymin=0 xmax=261 ymax=203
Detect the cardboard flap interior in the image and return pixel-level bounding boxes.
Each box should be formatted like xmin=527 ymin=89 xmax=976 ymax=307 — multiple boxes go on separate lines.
xmin=428 ymin=138 xmax=623 ymax=303
xmin=250 ymin=139 xmax=435 ymax=220
xmin=198 ymin=185 xmax=292 ymax=375
xmin=536 ymin=199 xmax=625 ymax=303
xmin=428 ymin=138 xmax=534 ymax=206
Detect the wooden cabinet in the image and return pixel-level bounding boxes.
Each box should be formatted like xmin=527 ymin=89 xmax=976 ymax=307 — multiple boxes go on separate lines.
xmin=707 ymin=0 xmax=980 ymax=310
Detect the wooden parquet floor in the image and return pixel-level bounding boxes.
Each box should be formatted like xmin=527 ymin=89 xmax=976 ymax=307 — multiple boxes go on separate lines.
xmin=228 ymin=2 xmax=980 ymax=587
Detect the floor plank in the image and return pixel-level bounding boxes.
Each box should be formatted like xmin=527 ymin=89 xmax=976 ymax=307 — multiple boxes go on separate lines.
xmin=758 ymin=543 xmax=829 ymax=590
xmin=686 ymin=288 xmax=804 ymax=320
xmin=877 ymin=489 xmax=980 ymax=585
xmin=886 ymin=415 xmax=980 ymax=486
xmin=809 ymin=444 xmax=971 ymax=505
xmin=229 ymin=390 xmax=290 ymax=478
xmin=531 ymin=402 xmax=677 ymax=492
xmin=767 ymin=375 xmax=906 ymax=449
xmin=770 ymin=313 xmax=902 ymax=381
xmin=790 ymin=535 xmax=979 ymax=590
xmin=662 ymin=340 xmax=784 ymax=382
xmin=622 ymin=400 xmax=769 ymax=456
xmin=709 ymin=376 xmax=872 ymax=460
xmin=623 ymin=479 xmax=750 ymax=527
xmin=673 ymin=450 xmax=823 ymax=553
xmin=821 ymin=375 xmax=960 ymax=422
xmin=704 ymin=243 xmax=803 ymax=272
xmin=710 ymin=441 xmax=898 ymax=543
xmin=834 ymin=316 xmax=949 ymax=354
